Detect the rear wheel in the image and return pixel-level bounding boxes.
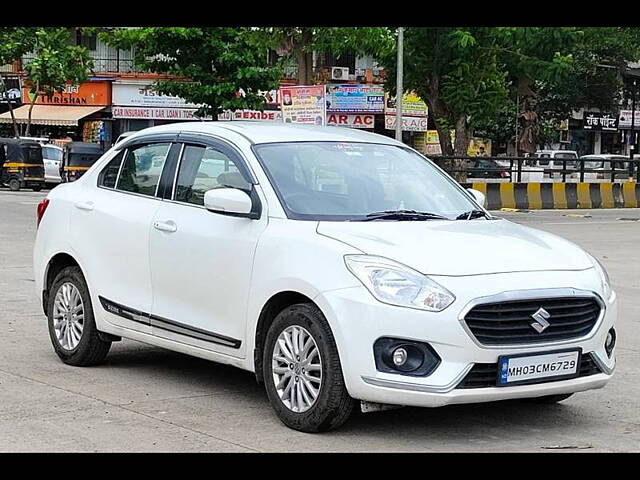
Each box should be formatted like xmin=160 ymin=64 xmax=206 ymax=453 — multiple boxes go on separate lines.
xmin=8 ymin=178 xmax=20 ymax=191
xmin=47 ymin=266 xmax=111 ymax=366
xmin=263 ymin=303 xmax=355 ymax=432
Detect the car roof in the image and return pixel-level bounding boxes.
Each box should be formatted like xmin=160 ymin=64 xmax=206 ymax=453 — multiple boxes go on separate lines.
xmin=121 ymin=121 xmax=403 ymax=146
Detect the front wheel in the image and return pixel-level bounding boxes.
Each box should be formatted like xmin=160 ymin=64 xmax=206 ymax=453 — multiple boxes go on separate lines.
xmin=47 ymin=266 xmax=111 ymax=366
xmin=263 ymin=303 xmax=355 ymax=432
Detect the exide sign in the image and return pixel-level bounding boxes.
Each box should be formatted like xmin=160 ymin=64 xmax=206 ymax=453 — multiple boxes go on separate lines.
xmin=327 ymin=114 xmax=374 ymax=129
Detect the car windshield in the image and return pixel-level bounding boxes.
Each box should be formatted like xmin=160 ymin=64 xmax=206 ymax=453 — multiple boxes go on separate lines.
xmin=253 ymin=141 xmax=478 ymax=221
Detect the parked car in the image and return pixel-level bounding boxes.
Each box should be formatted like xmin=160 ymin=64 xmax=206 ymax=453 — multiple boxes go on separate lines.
xmin=33 ymin=123 xmax=617 ymax=432
xmin=466 ymin=158 xmax=510 ymax=179
xmin=531 ymin=150 xmax=579 ymax=173
xmin=580 ymin=154 xmax=630 ymax=179
xmin=42 ymin=144 xmax=63 ymax=185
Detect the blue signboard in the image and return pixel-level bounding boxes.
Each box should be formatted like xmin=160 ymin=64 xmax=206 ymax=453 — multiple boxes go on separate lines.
xmin=326 ymin=84 xmax=385 ymax=113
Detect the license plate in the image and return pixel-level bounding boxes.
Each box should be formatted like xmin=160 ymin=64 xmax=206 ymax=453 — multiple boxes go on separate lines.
xmin=497 ymin=349 xmax=581 ymax=386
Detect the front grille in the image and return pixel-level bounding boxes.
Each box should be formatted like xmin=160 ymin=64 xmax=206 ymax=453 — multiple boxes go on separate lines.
xmin=456 ymin=352 xmax=602 ymax=389
xmin=463 ymin=297 xmax=601 ymax=346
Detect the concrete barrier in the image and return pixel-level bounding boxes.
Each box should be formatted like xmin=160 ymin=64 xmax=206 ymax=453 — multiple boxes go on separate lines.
xmin=464 ymin=182 xmax=640 ymax=210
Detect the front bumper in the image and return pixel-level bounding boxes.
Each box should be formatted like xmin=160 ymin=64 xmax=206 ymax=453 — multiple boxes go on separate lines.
xmin=315 ymin=268 xmax=616 ymax=408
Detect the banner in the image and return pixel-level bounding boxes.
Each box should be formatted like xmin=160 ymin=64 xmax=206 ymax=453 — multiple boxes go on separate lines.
xmin=112 ymin=106 xmax=199 ymax=120
xmin=327 ymin=113 xmax=374 ymax=129
xmin=325 ymin=84 xmax=384 ymax=113
xmin=218 ymin=109 xmax=282 ymax=122
xmin=280 ymin=85 xmax=326 ymax=125
xmin=384 ymin=91 xmax=428 ymax=117
xmin=113 ymin=82 xmax=199 ymax=109
xmin=384 ymin=115 xmax=428 ymax=132
xmin=618 ymin=110 xmax=640 ymax=129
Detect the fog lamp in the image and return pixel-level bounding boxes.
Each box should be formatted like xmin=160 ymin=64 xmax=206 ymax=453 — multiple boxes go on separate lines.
xmin=392 ymin=347 xmax=408 ymax=366
xmin=605 ymin=328 xmax=616 ymax=358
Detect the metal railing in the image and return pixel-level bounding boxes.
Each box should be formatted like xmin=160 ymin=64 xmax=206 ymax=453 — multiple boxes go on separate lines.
xmin=430 ymin=155 xmax=640 ymax=183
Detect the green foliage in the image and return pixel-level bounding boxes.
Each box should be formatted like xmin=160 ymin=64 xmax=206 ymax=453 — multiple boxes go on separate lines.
xmin=100 ymin=28 xmax=282 ymax=117
xmin=23 ymin=28 xmax=93 ymax=98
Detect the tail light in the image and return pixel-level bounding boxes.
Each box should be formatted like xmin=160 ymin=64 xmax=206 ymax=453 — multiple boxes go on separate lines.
xmin=36 ymin=198 xmax=50 ymax=227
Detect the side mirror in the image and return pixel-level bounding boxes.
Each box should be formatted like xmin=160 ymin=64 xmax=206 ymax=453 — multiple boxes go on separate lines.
xmin=204 ymin=188 xmax=254 ymax=217
xmin=467 ymin=188 xmax=486 ymax=207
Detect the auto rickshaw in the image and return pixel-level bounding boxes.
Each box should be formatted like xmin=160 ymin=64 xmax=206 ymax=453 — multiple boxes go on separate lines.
xmin=0 ymin=138 xmax=46 ymax=191
xmin=60 ymin=142 xmax=104 ymax=182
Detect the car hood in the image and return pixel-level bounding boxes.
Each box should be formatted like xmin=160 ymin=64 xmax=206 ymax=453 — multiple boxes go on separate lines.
xmin=317 ymin=218 xmax=594 ymax=276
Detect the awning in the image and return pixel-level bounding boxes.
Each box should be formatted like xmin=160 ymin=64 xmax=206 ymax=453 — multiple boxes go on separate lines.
xmin=0 ymin=105 xmax=105 ymax=126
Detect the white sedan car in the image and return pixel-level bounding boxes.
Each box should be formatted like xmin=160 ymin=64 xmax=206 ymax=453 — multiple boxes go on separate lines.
xmin=33 ymin=122 xmax=616 ymax=432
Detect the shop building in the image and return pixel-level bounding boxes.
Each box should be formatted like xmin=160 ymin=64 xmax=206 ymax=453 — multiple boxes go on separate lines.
xmin=0 ymin=80 xmax=112 ymax=146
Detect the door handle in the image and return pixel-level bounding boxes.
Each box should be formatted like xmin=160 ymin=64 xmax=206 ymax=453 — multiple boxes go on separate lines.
xmin=74 ymin=201 xmax=94 ymax=211
xmin=153 ymin=220 xmax=177 ymax=233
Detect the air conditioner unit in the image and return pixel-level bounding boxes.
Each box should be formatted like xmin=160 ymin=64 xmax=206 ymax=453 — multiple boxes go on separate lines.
xmin=331 ymin=67 xmax=349 ymax=80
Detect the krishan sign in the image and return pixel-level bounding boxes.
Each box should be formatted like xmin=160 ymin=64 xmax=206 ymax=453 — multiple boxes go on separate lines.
xmin=583 ymin=112 xmax=618 ymax=131
xmin=112 ymin=106 xmax=199 ymax=120
xmin=384 ymin=115 xmax=428 ymax=132
xmin=327 ymin=113 xmax=374 ymax=128
xmin=23 ymin=81 xmax=110 ymax=106
xmin=280 ymin=85 xmax=326 ymax=125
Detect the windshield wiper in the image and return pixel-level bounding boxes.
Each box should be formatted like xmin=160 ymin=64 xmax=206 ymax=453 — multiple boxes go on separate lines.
xmin=359 ymin=210 xmax=451 ymax=221
xmin=455 ymin=209 xmax=490 ymax=220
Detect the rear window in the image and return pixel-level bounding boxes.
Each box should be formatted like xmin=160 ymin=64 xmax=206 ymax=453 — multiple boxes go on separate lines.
xmin=42 ymin=146 xmax=62 ymax=161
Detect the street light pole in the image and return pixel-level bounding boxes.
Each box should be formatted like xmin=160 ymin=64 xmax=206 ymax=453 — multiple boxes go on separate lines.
xmin=395 ymin=27 xmax=403 ymax=142
xmin=631 ymin=79 xmax=637 ymax=161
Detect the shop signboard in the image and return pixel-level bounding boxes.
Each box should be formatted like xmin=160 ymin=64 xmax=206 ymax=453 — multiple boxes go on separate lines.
xmin=583 ymin=111 xmax=618 ymax=131
xmin=327 ymin=113 xmax=374 ymax=128
xmin=23 ymin=81 xmax=111 ymax=106
xmin=617 ymin=110 xmax=640 ymax=129
xmin=325 ymin=84 xmax=384 ymax=113
xmin=384 ymin=91 xmax=428 ymax=117
xmin=280 ymin=85 xmax=326 ymax=125
xmin=218 ymin=109 xmax=282 ymax=122
xmin=384 ymin=114 xmax=428 ymax=132
xmin=113 ymin=82 xmax=199 ymax=109
xmin=0 ymin=75 xmax=22 ymax=105
xmin=112 ymin=106 xmax=199 ymax=120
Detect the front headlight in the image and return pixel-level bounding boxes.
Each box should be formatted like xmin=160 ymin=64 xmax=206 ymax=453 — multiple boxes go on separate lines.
xmin=591 ymin=256 xmax=612 ymax=301
xmin=344 ymin=255 xmax=455 ymax=312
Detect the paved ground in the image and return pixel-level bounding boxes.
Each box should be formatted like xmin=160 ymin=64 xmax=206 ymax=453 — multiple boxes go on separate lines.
xmin=1 ymin=189 xmax=639 ymax=452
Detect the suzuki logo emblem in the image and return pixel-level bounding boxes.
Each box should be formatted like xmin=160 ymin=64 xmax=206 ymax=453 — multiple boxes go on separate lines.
xmin=530 ymin=307 xmax=551 ymax=333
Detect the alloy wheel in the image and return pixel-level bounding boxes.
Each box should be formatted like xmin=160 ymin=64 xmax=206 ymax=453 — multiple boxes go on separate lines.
xmin=52 ymin=282 xmax=85 ymax=351
xmin=271 ymin=325 xmax=322 ymax=413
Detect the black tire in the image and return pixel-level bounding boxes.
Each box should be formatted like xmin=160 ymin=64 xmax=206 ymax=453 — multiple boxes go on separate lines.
xmin=47 ymin=266 xmax=111 ymax=366
xmin=525 ymin=393 xmax=574 ymax=404
xmin=263 ymin=303 xmax=355 ymax=433
xmin=8 ymin=178 xmax=21 ymax=191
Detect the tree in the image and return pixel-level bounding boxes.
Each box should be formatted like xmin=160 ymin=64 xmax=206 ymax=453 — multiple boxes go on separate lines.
xmin=475 ymin=28 xmax=640 ymax=152
xmin=21 ymin=28 xmax=93 ymax=136
xmin=380 ymin=28 xmax=579 ymax=172
xmin=246 ymin=27 xmax=395 ymax=85
xmin=100 ymin=28 xmax=282 ymax=119
xmin=0 ymin=28 xmax=37 ymax=137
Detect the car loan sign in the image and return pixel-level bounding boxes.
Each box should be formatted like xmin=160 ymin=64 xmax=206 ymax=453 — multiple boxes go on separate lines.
xmin=280 ymin=85 xmax=326 ymax=125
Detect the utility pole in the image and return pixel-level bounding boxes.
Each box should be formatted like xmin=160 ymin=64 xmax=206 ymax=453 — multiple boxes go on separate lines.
xmin=395 ymin=27 xmax=403 ymax=142
xmin=631 ymin=79 xmax=637 ymax=161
